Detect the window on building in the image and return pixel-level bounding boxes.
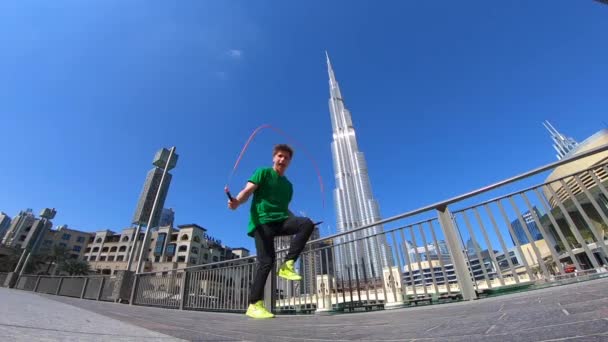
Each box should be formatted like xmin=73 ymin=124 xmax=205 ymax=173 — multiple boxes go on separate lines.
xmin=85 ymin=247 xmax=91 ymax=253
xmin=90 ymin=256 xmax=97 ymax=261
xmin=181 ymin=234 xmax=189 ymax=241
xmin=116 ymin=255 xmax=124 ymax=261
xmin=189 ymin=257 xmax=197 ymax=264
xmin=213 ymin=256 xmax=218 ymax=262
xmin=119 ymin=246 xmax=127 ymax=252
xmin=62 ymin=233 xmax=71 ymax=241
xmin=96 ymin=238 xmax=102 ymax=243
xmin=177 ymin=256 xmax=186 ymax=263
xmin=110 ymin=246 xmax=117 ymax=252
xmin=72 ymin=245 xmax=81 ymax=252
xmin=166 ymin=243 xmax=176 ymax=257
xmin=108 ymin=255 xmax=115 ymax=262
xmin=99 ymin=256 xmax=106 ymax=261
xmin=76 ymin=236 xmax=85 ymax=243
xmin=178 ymin=245 xmax=188 ymax=252
xmin=193 ymin=236 xmax=201 ymax=243
xmin=102 ymin=247 xmax=109 ymax=252
xmin=155 ymin=233 xmax=166 ymax=256
xmin=122 ymin=236 xmax=129 ymax=242
xmin=191 ymin=247 xmax=199 ymax=254
xmin=19 ymin=235 xmax=26 ymax=242
xmin=92 ymin=247 xmax=99 ymax=252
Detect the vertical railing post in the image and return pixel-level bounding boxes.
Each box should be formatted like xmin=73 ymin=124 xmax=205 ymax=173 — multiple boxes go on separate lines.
xmin=55 ymin=277 xmax=64 ymax=295
xmin=80 ymin=277 xmax=89 ymax=299
xmin=179 ymin=270 xmax=189 ymax=310
xmin=436 ymin=206 xmax=477 ymax=301
xmin=33 ymin=276 xmax=41 ymax=292
xmin=97 ymin=277 xmax=105 ymax=301
xmin=129 ymin=274 xmax=139 ymax=306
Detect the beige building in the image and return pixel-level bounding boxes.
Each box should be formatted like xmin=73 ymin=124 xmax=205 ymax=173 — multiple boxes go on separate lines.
xmin=38 ymin=225 xmax=94 ymax=260
xmin=541 ymin=128 xmax=608 ymax=269
xmin=544 ymin=128 xmax=608 ymax=207
xmin=83 ymin=224 xmax=242 ymax=275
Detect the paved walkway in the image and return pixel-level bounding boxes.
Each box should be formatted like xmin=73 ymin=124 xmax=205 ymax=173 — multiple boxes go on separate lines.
xmin=0 ymin=287 xmax=181 ymax=341
xmin=2 ymin=277 xmax=608 ymax=341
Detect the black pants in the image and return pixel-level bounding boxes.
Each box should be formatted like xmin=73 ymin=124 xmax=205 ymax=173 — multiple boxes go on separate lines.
xmin=249 ymin=216 xmax=315 ymax=304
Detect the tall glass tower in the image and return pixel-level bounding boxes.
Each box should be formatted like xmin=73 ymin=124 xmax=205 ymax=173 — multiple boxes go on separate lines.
xmin=543 ymin=120 xmax=579 ymax=160
xmin=326 ymin=52 xmax=389 ymax=280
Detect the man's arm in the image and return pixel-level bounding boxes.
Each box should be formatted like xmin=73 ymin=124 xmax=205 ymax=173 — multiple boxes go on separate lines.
xmin=229 ymin=181 xmax=258 ymax=209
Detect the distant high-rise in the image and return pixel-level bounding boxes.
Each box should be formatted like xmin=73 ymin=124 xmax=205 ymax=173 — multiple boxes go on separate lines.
xmin=543 ymin=120 xmax=579 ymax=160
xmin=509 ymin=207 xmax=544 ymax=246
xmin=132 ymin=168 xmax=173 ymax=229
xmin=0 ymin=212 xmax=11 ymax=241
xmin=159 ymin=208 xmax=175 ymax=227
xmin=1 ymin=209 xmax=36 ymax=248
xmin=326 ymin=52 xmax=389 ymax=280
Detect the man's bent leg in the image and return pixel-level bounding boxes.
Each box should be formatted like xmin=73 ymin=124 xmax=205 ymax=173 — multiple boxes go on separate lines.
xmin=246 ymin=225 xmax=275 ymax=318
xmin=276 ymin=217 xmax=314 ymax=281
xmin=279 ymin=216 xmax=315 ymax=261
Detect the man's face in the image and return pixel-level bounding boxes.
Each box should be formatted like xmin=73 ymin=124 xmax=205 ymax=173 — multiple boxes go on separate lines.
xmin=273 ymin=150 xmax=291 ymax=174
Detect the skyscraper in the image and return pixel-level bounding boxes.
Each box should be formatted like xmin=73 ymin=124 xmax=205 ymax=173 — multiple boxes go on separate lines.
xmin=326 ymin=52 xmax=389 ymax=280
xmin=132 ymin=167 xmax=173 ymax=229
xmin=159 ymin=208 xmax=175 ymax=227
xmin=0 ymin=212 xmax=11 ymax=242
xmin=1 ymin=209 xmax=36 ymax=248
xmin=543 ymin=120 xmax=579 ymax=160
xmin=509 ymin=207 xmax=544 ymax=246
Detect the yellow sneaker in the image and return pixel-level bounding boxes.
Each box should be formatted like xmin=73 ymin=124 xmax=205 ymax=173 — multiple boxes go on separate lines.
xmin=245 ymin=300 xmax=274 ymax=319
xmin=278 ymin=260 xmax=302 ymax=281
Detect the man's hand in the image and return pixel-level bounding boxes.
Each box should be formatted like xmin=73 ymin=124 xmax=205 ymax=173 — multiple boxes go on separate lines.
xmin=228 ymin=198 xmax=239 ymax=210
xmin=227 ymin=181 xmax=258 ymax=211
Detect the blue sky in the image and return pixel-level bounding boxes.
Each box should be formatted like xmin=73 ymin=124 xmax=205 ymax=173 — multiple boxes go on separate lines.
xmin=1 ymin=1 xmax=607 ymax=253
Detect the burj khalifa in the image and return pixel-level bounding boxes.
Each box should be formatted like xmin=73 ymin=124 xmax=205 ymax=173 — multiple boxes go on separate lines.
xmin=326 ymin=52 xmax=389 ymax=280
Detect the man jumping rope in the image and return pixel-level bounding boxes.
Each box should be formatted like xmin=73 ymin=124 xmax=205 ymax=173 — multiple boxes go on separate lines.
xmin=227 ymin=144 xmax=315 ymax=319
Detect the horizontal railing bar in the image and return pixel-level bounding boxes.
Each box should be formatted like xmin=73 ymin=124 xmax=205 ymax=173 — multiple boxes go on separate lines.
xmin=138 ymin=255 xmax=258 ymax=275
xmin=19 ymin=275 xmax=108 ymax=279
xmin=451 ymin=159 xmax=608 ymax=213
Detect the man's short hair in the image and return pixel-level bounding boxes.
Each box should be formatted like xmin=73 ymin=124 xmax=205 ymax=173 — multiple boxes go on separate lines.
xmin=273 ymin=144 xmax=294 ymax=159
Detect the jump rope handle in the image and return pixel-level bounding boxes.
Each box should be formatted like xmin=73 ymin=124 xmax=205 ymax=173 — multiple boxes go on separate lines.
xmin=225 ymin=186 xmax=236 ymax=202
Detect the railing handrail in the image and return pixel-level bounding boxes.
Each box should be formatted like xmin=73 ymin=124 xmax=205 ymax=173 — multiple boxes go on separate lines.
xmin=19 ymin=274 xmax=108 ymax=279
xmin=138 ymin=254 xmax=258 ymax=275
xmin=451 ymin=159 xmax=608 ymax=214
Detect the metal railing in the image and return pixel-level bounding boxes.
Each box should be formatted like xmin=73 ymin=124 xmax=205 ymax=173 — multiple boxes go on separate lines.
xmin=132 ymin=257 xmax=258 ymax=311
xmin=9 ymin=274 xmax=124 ymax=302
xmin=128 ymin=143 xmax=608 ymax=314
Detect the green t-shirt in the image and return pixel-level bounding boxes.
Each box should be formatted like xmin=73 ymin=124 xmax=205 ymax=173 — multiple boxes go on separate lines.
xmin=247 ymin=167 xmax=293 ymax=236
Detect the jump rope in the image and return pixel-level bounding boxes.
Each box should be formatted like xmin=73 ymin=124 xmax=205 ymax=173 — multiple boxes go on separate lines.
xmin=224 ymin=124 xmax=325 ymax=226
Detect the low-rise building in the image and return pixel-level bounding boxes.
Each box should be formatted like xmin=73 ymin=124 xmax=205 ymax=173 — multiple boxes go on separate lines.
xmin=83 ymin=224 xmax=242 ymax=275
xmin=38 ymin=225 xmax=94 ymax=260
